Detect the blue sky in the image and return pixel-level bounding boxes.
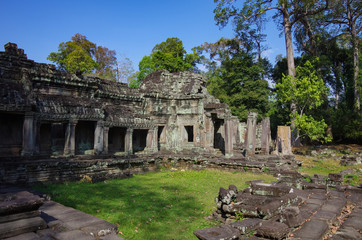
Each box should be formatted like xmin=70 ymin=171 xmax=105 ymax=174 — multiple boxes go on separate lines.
xmin=1 ymin=0 xmax=286 ymax=70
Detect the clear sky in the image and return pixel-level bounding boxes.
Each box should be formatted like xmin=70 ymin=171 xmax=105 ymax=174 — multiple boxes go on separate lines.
xmin=1 ymin=0 xmax=286 ymax=70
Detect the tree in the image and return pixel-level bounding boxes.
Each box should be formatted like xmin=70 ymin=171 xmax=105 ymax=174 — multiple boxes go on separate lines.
xmin=115 ymin=56 xmax=135 ymax=83
xmin=214 ymin=0 xmax=329 ymax=142
xmin=48 ymin=34 xmax=117 ymax=78
xmin=324 ymin=0 xmax=361 ymax=111
xmin=197 ymin=38 xmax=271 ymax=121
xmin=137 ymin=37 xmax=199 ymax=81
xmin=276 ymin=59 xmax=331 ymax=143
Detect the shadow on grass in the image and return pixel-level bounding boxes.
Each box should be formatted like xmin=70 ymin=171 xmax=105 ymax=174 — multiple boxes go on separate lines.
xmin=35 ymin=177 xmax=207 ymax=239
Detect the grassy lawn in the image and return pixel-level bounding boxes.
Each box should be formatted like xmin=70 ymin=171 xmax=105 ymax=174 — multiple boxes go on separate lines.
xmin=295 ymin=154 xmax=362 ymax=186
xmin=34 ymin=169 xmax=276 ymax=240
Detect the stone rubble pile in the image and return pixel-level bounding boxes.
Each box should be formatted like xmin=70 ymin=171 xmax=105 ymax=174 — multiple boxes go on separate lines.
xmin=194 ymin=171 xmax=362 ymax=240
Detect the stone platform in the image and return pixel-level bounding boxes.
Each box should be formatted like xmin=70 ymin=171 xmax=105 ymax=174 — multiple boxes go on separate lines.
xmin=0 ymin=187 xmax=124 ymax=240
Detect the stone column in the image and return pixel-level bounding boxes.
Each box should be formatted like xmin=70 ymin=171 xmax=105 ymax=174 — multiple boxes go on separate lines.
xmin=146 ymin=128 xmax=158 ymax=153
xmin=125 ymin=128 xmax=133 ymax=155
xmin=261 ymin=117 xmax=271 ymax=155
xmin=224 ymin=118 xmax=234 ymax=158
xmin=276 ymin=126 xmax=292 ymax=155
xmin=94 ymin=121 xmax=104 ymax=155
xmin=21 ymin=112 xmax=35 ymax=156
xmin=63 ymin=119 xmax=77 ymax=156
xmin=103 ymin=126 xmax=109 ymax=154
xmin=245 ymin=112 xmax=258 ymax=157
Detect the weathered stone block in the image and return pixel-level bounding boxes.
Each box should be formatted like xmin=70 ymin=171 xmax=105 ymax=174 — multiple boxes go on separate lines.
xmin=194 ymin=225 xmax=240 ymax=240
xmin=0 ymin=216 xmax=46 ymax=239
xmin=230 ymin=218 xmax=262 ymax=235
xmin=281 ymin=206 xmax=303 ymax=227
xmin=0 ymin=191 xmax=44 ymax=216
xmin=256 ymin=221 xmax=289 ymax=239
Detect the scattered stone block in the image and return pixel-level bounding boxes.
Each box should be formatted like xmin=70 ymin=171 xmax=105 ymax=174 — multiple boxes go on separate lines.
xmin=281 ymin=207 xmax=303 ymax=227
xmin=250 ymin=182 xmax=291 ymax=197
xmin=256 ymin=221 xmax=289 ymax=239
xmin=230 ymin=218 xmax=262 ymax=234
xmin=0 ymin=191 xmax=44 ymax=215
xmin=293 ymin=219 xmax=329 ymax=240
xmin=0 ymin=216 xmax=47 ymax=239
xmin=194 ymin=225 xmax=240 ymax=240
xmin=2 ymin=232 xmax=39 ymax=240
xmin=54 ymin=229 xmax=95 ymax=240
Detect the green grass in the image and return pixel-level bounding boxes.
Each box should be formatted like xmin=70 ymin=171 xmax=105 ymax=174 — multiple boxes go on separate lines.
xmin=34 ymin=169 xmax=276 ymax=240
xmin=296 ymin=155 xmax=362 ymax=186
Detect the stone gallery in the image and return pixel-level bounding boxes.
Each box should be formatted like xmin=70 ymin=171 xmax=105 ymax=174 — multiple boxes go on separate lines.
xmin=0 ymin=43 xmax=272 ymax=159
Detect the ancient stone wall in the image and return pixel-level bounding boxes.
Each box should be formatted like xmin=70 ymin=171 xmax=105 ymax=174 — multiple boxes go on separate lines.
xmin=0 ymin=43 xmax=275 ymax=160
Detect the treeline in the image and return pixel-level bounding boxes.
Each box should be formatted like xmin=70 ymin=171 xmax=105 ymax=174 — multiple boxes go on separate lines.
xmin=47 ymin=0 xmax=361 ymax=144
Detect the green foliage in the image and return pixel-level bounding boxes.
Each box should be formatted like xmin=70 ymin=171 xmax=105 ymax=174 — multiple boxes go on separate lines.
xmin=34 ymin=169 xmax=275 ymax=240
xmin=276 ymin=59 xmax=331 ymax=143
xmin=48 ymin=33 xmax=117 ymax=78
xmin=198 ymin=38 xmax=271 ymax=122
xmin=129 ymin=78 xmax=141 ymax=89
xmin=234 ymin=212 xmax=244 ymax=221
xmin=137 ymin=37 xmax=199 ymax=81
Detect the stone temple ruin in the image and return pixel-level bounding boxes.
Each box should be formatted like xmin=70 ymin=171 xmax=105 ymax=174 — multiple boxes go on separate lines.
xmin=0 ymin=43 xmax=296 ymax=185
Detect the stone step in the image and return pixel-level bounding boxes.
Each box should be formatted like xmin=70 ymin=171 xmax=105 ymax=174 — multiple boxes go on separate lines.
xmin=0 ymin=216 xmax=47 ymax=239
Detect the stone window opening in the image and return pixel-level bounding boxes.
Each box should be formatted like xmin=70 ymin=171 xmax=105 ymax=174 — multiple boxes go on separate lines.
xmin=184 ymin=126 xmax=194 ymax=142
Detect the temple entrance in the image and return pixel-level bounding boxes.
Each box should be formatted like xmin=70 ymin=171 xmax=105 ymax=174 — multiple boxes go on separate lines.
xmin=157 ymin=126 xmax=165 ymax=150
xmin=0 ymin=113 xmax=23 ymax=156
xmin=75 ymin=121 xmax=95 ymax=155
xmin=133 ymin=129 xmax=148 ymax=153
xmin=184 ymin=126 xmax=194 ymax=142
xmin=213 ymin=119 xmax=225 ymax=154
xmin=108 ymin=127 xmax=126 ymax=153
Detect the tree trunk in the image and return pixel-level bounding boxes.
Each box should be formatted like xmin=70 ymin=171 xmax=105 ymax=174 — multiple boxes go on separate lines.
xmin=282 ymin=4 xmax=299 ymax=145
xmin=351 ymin=24 xmax=360 ymax=111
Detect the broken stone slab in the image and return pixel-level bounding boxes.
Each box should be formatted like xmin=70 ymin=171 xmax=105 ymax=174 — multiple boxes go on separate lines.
xmin=257 ymin=193 xmax=300 ymax=219
xmin=218 ymin=187 xmax=236 ymax=205
xmin=292 ymin=219 xmax=329 ymax=240
xmin=194 ymin=224 xmax=240 ymax=240
xmin=0 ymin=216 xmax=47 ymax=239
xmin=0 ymin=210 xmax=39 ymax=223
xmin=330 ymin=226 xmax=362 ymax=240
xmin=280 ymin=206 xmax=304 ymax=227
xmin=53 ymin=229 xmax=96 ymax=240
xmin=255 ymin=221 xmax=290 ymax=239
xmin=2 ymin=232 xmax=39 ymax=240
xmin=0 ymin=191 xmax=44 ymax=216
xmin=80 ymin=221 xmax=118 ymax=237
xmin=230 ymin=218 xmax=262 ymax=235
xmin=319 ymin=198 xmax=346 ymax=214
xmin=249 ymin=182 xmax=292 ymax=197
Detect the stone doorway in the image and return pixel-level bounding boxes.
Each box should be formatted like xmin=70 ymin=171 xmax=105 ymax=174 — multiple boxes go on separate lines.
xmin=108 ymin=127 xmax=126 ymax=153
xmin=133 ymin=129 xmax=148 ymax=153
xmin=0 ymin=113 xmax=23 ymax=156
xmin=75 ymin=121 xmax=95 ymax=155
xmin=213 ymin=119 xmax=225 ymax=154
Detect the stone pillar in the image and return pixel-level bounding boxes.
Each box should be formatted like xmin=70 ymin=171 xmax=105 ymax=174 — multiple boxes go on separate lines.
xmin=103 ymin=126 xmax=109 ymax=154
xmin=224 ymin=118 xmax=234 ymax=158
xmin=146 ymin=128 xmax=158 ymax=153
xmin=276 ymin=126 xmax=292 ymax=155
xmin=125 ymin=128 xmax=133 ymax=155
xmin=245 ymin=112 xmax=258 ymax=157
xmin=94 ymin=121 xmax=104 ymax=155
xmin=261 ymin=117 xmax=271 ymax=155
xmin=21 ymin=112 xmax=35 ymax=156
xmin=63 ymin=119 xmax=77 ymax=156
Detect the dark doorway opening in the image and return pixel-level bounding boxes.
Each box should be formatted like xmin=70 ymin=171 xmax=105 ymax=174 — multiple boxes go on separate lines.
xmin=133 ymin=129 xmax=148 ymax=153
xmin=108 ymin=127 xmax=126 ymax=153
xmin=213 ymin=119 xmax=225 ymax=154
xmin=185 ymin=126 xmax=194 ymax=142
xmin=75 ymin=121 xmax=95 ymax=155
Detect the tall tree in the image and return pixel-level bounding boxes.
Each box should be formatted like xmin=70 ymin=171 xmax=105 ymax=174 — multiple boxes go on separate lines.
xmin=197 ymin=38 xmax=271 ymax=121
xmin=324 ymin=0 xmax=361 ymax=111
xmin=214 ymin=0 xmax=329 ymax=143
xmin=137 ymin=37 xmax=199 ymax=81
xmin=48 ymin=34 xmax=117 ymax=79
